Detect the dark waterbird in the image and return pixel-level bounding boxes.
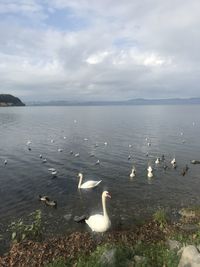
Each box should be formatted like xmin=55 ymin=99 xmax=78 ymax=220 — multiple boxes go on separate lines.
xmin=74 ymin=215 xmax=88 ymax=223
xmin=39 ymin=195 xmax=57 ymax=208
xmin=181 ymin=165 xmax=189 ymax=176
xmin=191 ymin=160 xmax=200 ymax=164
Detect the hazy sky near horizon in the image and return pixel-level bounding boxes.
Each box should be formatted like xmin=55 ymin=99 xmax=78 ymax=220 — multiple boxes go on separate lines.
xmin=0 ymin=0 xmax=200 ymax=101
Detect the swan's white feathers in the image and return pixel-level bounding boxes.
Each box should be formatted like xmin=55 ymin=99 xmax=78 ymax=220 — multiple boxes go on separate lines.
xmin=85 ymin=214 xmax=111 ymax=232
xmin=80 ymin=180 xmax=102 ymax=189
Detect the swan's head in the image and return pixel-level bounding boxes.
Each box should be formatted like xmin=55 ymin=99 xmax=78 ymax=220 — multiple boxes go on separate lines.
xmin=102 ymin=191 xmax=111 ymax=199
xmin=78 ymin=173 xmax=83 ymax=178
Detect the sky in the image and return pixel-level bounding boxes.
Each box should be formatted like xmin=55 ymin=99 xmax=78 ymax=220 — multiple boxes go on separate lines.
xmin=0 ymin=0 xmax=200 ymax=102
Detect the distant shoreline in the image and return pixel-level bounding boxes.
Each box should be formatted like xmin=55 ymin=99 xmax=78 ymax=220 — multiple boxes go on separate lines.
xmin=26 ymin=98 xmax=200 ymax=106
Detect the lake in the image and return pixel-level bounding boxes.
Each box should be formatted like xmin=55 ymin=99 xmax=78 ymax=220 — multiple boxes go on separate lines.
xmin=0 ymin=105 xmax=200 ymax=243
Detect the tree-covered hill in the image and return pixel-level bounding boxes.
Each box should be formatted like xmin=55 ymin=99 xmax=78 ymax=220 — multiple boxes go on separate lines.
xmin=0 ymin=94 xmax=25 ymax=106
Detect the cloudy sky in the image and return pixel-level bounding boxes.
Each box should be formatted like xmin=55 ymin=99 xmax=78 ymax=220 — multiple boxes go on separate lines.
xmin=0 ymin=0 xmax=200 ymax=102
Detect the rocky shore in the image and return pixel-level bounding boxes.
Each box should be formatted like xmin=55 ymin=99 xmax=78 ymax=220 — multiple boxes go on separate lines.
xmin=1 ymin=206 xmax=200 ymax=267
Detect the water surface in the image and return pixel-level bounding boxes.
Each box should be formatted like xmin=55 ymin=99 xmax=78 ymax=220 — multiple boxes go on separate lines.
xmin=0 ymin=105 xmax=200 ymax=241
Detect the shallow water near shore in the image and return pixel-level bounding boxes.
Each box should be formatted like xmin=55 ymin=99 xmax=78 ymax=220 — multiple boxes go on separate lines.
xmin=0 ymin=105 xmax=200 ymax=245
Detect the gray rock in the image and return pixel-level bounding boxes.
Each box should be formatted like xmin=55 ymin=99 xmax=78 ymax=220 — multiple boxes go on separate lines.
xmin=134 ymin=255 xmax=147 ymax=264
xmin=178 ymin=245 xmax=200 ymax=267
xmin=167 ymin=239 xmax=182 ymax=251
xmin=179 ymin=208 xmax=196 ymax=219
xmin=180 ymin=224 xmax=199 ymax=232
xmin=99 ymin=248 xmax=116 ymax=265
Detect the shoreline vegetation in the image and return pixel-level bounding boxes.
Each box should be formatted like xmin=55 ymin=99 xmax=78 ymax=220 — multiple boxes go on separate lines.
xmin=1 ymin=207 xmax=200 ymax=266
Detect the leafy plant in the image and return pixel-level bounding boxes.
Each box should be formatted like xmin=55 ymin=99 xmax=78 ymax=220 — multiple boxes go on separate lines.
xmin=9 ymin=209 xmax=42 ymax=242
xmin=134 ymin=242 xmax=179 ymax=267
xmin=153 ymin=209 xmax=167 ymax=229
xmin=76 ymin=244 xmax=135 ymax=267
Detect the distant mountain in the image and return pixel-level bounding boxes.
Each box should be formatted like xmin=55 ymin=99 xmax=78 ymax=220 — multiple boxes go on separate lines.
xmin=0 ymin=94 xmax=25 ymax=107
xmin=26 ymin=98 xmax=200 ymax=106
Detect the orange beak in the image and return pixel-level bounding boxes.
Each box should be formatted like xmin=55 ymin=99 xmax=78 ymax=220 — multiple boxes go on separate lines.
xmin=107 ymin=193 xmax=111 ymax=198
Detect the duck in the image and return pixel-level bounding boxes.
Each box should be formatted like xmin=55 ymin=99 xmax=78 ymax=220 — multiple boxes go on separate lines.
xmin=58 ymin=148 xmax=63 ymax=152
xmin=39 ymin=195 xmax=57 ymax=208
xmin=39 ymin=154 xmax=43 ymax=159
xmin=191 ymin=160 xmax=200 ymax=164
xmin=85 ymin=191 xmax=111 ymax=232
xmin=75 ymin=153 xmax=80 ymax=157
xmin=181 ymin=165 xmax=189 ymax=176
xmin=4 ymin=160 xmax=7 ymax=165
xmin=39 ymin=195 xmax=49 ymax=202
xmin=45 ymin=199 xmax=57 ymax=208
xmin=130 ymin=167 xmax=136 ymax=178
xmin=48 ymin=168 xmax=56 ymax=172
xmin=74 ymin=215 xmax=88 ymax=223
xmin=78 ymin=173 xmax=102 ymax=189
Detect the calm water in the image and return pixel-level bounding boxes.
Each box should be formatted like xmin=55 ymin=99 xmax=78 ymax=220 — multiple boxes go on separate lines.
xmin=0 ymin=105 xmax=200 ymax=242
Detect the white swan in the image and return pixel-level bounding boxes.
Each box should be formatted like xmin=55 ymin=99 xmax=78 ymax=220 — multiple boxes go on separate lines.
xmin=155 ymin=158 xmax=160 ymax=164
xmin=147 ymin=166 xmax=153 ymax=172
xmin=85 ymin=191 xmax=111 ymax=232
xmin=78 ymin=173 xmax=102 ymax=189
xmin=147 ymin=166 xmax=153 ymax=178
xmin=130 ymin=167 xmax=136 ymax=178
xmin=148 ymin=171 xmax=153 ymax=178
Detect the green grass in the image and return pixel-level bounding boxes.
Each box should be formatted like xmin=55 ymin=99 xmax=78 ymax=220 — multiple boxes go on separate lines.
xmin=9 ymin=209 xmax=42 ymax=243
xmin=46 ymin=241 xmax=180 ymax=267
xmin=76 ymin=244 xmax=134 ymax=267
xmin=153 ymin=208 xmax=168 ymax=229
xmin=133 ymin=241 xmax=180 ymax=267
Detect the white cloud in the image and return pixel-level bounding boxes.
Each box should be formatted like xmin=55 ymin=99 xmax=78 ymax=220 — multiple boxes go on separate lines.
xmin=86 ymin=51 xmax=110 ymax=64
xmin=0 ymin=0 xmax=200 ymax=101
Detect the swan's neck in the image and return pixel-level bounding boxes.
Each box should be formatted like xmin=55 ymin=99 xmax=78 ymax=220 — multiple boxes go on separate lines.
xmin=78 ymin=175 xmax=83 ymax=188
xmin=102 ymin=196 xmax=108 ymax=218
